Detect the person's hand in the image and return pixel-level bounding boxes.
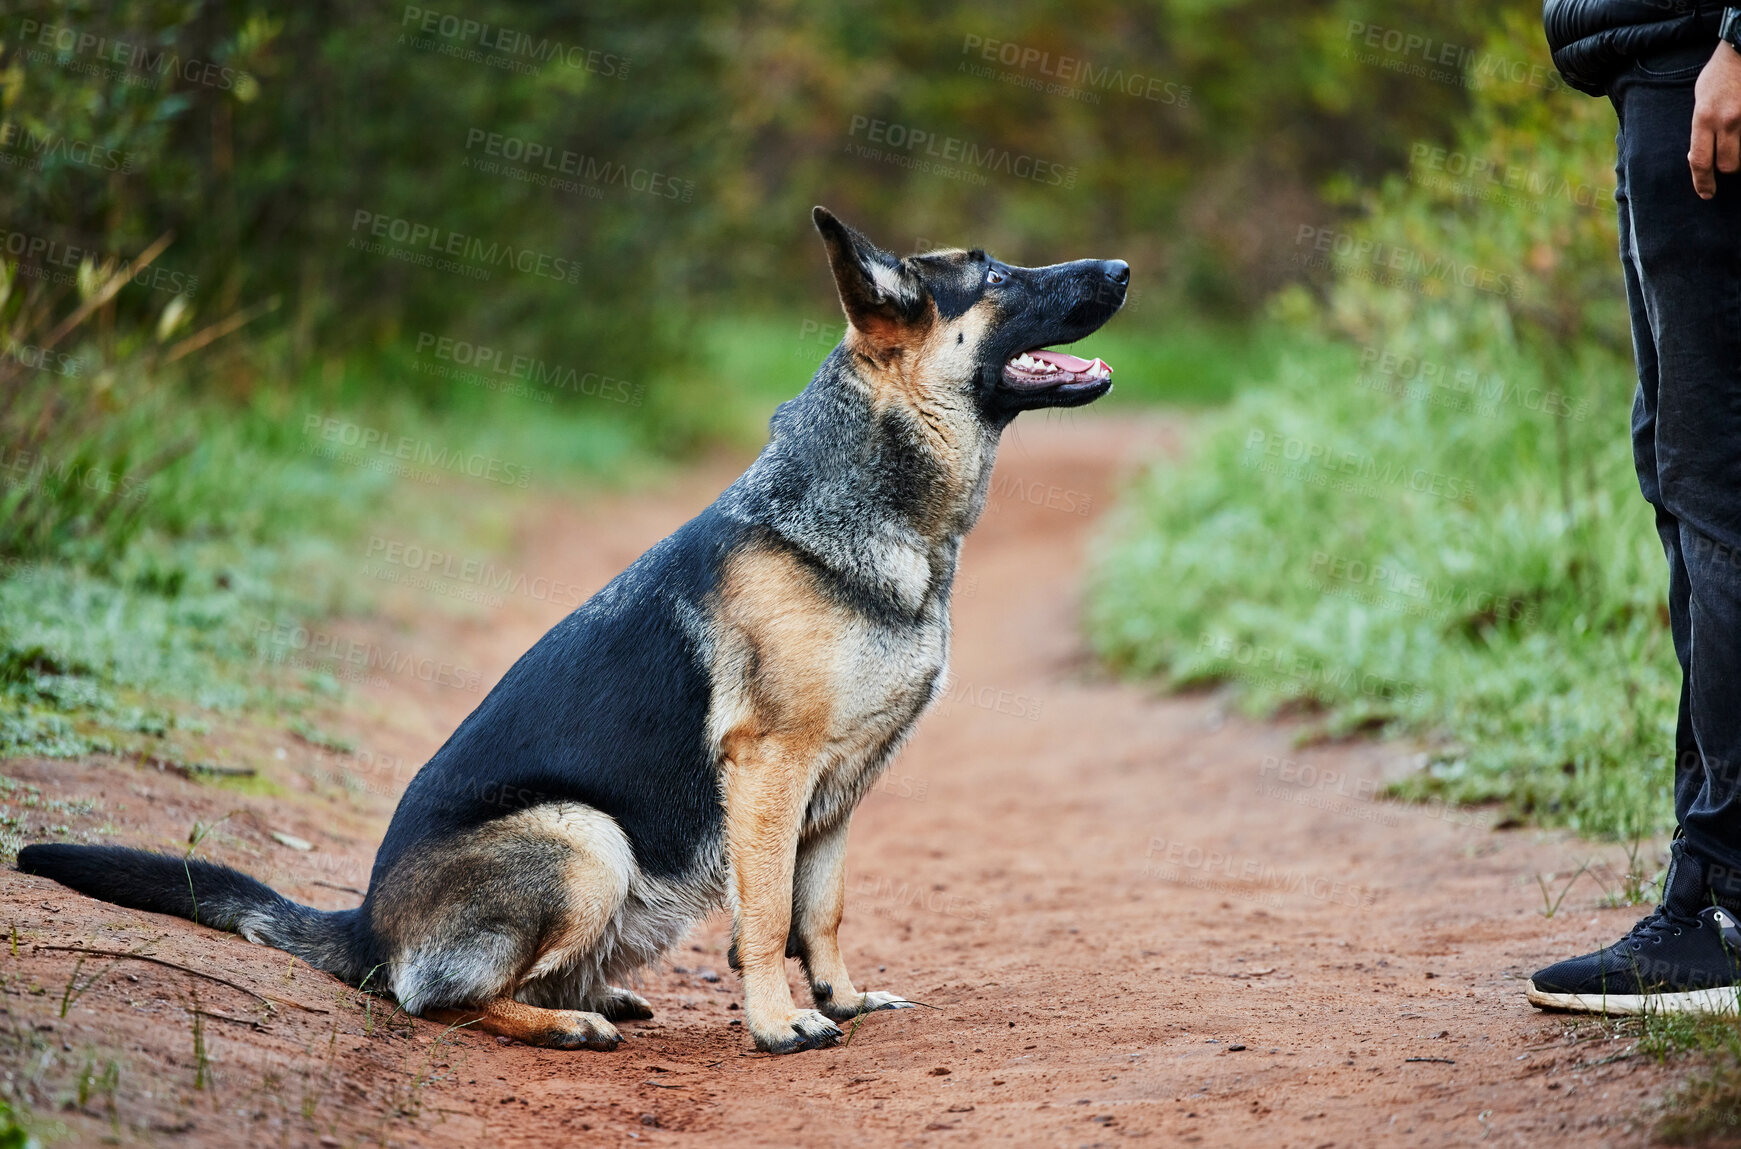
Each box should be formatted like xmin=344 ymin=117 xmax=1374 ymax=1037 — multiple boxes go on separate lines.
xmin=1690 ymin=41 xmax=1741 ymax=198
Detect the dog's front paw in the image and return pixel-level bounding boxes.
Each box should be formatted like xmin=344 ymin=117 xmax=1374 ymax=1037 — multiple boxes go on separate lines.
xmin=818 ymin=989 xmax=916 ymax=1021
xmin=750 ymin=1008 xmax=843 ymax=1054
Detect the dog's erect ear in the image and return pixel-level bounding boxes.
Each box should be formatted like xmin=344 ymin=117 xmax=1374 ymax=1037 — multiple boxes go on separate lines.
xmin=813 ymin=206 xmax=930 ymax=344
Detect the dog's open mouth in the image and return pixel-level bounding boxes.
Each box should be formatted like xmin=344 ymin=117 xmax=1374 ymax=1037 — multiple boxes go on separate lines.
xmin=1002 ymin=348 xmax=1112 ymax=390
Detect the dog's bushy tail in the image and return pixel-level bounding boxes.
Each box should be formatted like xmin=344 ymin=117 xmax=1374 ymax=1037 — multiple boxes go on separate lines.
xmin=17 ymin=844 xmax=376 ymax=984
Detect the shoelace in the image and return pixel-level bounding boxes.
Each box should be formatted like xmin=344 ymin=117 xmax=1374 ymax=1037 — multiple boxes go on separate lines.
xmin=1618 ymin=905 xmax=1703 ymax=948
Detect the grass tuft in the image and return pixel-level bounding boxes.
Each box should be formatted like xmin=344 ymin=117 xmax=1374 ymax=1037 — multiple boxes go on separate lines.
xmin=1574 ymin=1009 xmax=1741 ymax=1145
xmin=1086 ymin=340 xmax=1674 ymax=839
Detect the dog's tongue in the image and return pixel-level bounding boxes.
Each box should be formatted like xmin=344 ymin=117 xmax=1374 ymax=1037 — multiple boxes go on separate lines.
xmin=1003 ymin=347 xmax=1113 ymax=387
xmin=1028 ymin=349 xmax=1097 ymax=373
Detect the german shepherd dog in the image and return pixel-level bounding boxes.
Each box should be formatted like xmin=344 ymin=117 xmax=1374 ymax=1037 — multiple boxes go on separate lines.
xmin=19 ymin=208 xmax=1127 ymax=1054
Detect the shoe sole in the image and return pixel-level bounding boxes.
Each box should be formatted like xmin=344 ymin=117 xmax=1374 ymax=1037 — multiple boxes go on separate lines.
xmin=1526 ymin=980 xmax=1741 ymax=1015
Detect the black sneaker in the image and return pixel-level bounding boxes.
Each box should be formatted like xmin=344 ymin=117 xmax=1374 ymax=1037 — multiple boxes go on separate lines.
xmin=1527 ymin=841 xmax=1741 ymax=1015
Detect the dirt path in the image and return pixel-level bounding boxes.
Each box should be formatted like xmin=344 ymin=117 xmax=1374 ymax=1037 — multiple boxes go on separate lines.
xmin=2 ymin=415 xmax=1678 ymax=1147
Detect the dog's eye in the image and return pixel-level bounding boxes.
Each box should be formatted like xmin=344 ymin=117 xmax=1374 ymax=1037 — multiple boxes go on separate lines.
xmin=985 ymin=268 xmax=1006 ymax=286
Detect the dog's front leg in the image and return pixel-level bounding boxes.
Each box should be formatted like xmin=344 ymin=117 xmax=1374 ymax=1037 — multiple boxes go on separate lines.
xmin=724 ymin=738 xmax=843 ymax=1054
xmin=793 ymin=820 xmax=915 ymax=1021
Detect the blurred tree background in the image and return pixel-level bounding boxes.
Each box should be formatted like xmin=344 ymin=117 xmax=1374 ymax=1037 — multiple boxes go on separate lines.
xmin=2 ymin=0 xmax=1516 ymax=402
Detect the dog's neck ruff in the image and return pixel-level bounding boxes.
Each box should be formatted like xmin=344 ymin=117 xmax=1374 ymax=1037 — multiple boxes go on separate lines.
xmin=717 ymin=377 xmax=994 ymax=618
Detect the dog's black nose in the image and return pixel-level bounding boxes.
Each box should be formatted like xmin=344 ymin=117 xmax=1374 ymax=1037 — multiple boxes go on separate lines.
xmin=1100 ymin=260 xmax=1130 ymax=286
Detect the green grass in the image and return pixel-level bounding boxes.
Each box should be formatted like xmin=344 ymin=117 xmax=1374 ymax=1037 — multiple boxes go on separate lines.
xmin=0 ymin=351 xmax=659 ymax=774
xmin=1086 ymin=337 xmax=1678 ymax=839
xmin=1564 ymin=1009 xmax=1741 ymax=1143
xmin=0 ymin=1100 xmax=39 ymax=1149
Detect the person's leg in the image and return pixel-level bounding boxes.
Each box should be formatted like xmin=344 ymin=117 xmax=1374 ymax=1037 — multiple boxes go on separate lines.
xmin=1617 ymin=68 xmax=1741 ymax=899
xmin=1614 ymin=103 xmax=1702 ymax=836
xmin=1529 ymin=57 xmax=1741 ymax=1012
xmin=1679 ymin=528 xmax=1741 ymax=898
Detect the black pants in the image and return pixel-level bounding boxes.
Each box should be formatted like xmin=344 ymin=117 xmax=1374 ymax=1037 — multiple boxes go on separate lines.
xmin=1610 ymin=44 xmax=1741 ymax=893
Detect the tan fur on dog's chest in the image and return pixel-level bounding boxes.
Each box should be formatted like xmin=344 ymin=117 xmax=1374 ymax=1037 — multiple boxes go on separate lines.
xmin=707 ymin=544 xmax=949 ymax=835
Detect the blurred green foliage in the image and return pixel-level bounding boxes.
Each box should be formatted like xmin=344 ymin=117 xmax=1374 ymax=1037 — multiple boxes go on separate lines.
xmin=0 ymin=0 xmax=1529 ymax=572
xmin=1088 ymin=11 xmax=1676 ymax=837
xmin=1 ymin=0 xmax=1516 ymax=386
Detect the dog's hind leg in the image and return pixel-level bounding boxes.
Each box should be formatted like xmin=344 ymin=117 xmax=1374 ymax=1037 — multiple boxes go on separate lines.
xmin=584 ymin=986 xmax=654 ymax=1020
xmin=379 ymin=803 xmax=638 ymax=1051
xmin=791 ymin=820 xmax=914 ymax=1022
xmin=424 ymin=998 xmax=622 ymax=1050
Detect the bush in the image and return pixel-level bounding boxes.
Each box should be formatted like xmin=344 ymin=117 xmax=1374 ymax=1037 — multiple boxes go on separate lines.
xmin=1087 ymin=12 xmax=1677 ymax=837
